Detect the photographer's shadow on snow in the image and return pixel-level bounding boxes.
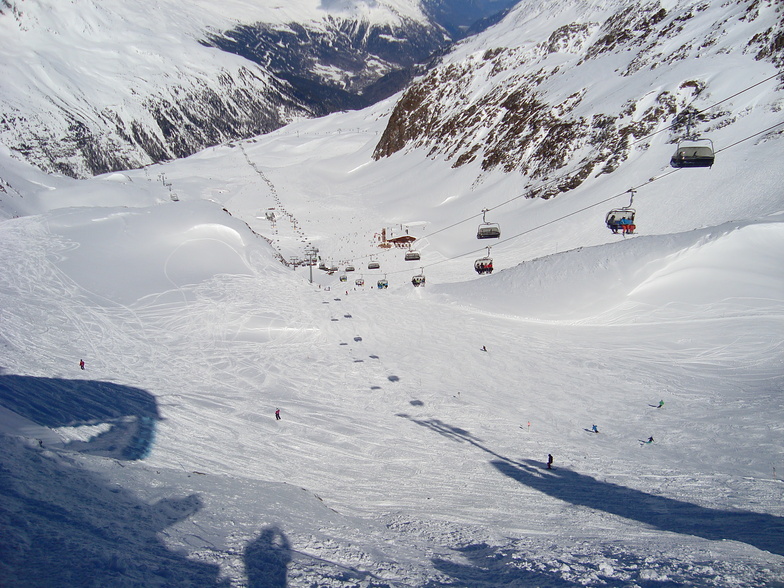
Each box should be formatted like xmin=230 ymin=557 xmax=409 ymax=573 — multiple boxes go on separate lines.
xmin=493 ymin=459 xmax=784 ymax=557
xmin=244 ymin=526 xmax=291 ymax=588
xmin=0 ymin=372 xmax=160 ymax=460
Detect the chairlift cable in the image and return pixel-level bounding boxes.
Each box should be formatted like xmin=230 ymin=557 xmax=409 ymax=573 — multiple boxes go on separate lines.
xmin=626 ymin=70 xmax=783 ymax=149
xmin=414 ymin=71 xmax=783 ymax=241
xmin=338 ymin=114 xmax=783 ymax=276
xmin=692 ymin=71 xmax=783 ymax=115
xmin=713 ymin=120 xmax=784 ymax=153
xmin=417 ymin=172 xmax=681 ymax=272
xmin=382 ymin=118 xmax=783 ymax=277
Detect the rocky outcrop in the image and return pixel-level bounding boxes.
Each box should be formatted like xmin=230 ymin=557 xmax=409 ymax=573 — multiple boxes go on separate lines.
xmin=203 ymin=16 xmax=447 ymax=113
xmin=373 ymin=0 xmax=783 ymax=198
xmin=3 ymin=67 xmax=310 ymax=178
xmin=0 ymin=0 xmax=526 ymax=179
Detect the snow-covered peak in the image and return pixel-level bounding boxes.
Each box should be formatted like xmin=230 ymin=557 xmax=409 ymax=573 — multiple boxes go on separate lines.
xmin=0 ymin=0 xmax=458 ymax=178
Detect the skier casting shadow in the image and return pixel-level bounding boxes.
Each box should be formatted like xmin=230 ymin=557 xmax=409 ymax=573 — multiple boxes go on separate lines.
xmin=492 ymin=458 xmax=784 ymax=557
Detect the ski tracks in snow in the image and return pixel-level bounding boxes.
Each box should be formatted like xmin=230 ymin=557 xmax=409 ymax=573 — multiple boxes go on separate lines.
xmin=0 ymin=218 xmax=153 ymax=379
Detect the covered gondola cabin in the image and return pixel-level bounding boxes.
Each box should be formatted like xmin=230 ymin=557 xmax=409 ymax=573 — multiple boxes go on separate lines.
xmin=477 ymin=208 xmax=501 ymax=239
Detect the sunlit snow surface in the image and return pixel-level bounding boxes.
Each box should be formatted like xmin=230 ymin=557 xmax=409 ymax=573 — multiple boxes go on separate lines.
xmin=1 ymin=1 xmax=783 ymax=587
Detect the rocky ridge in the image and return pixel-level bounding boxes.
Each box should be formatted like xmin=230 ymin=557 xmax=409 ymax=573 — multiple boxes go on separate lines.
xmin=373 ymin=0 xmax=784 ymax=198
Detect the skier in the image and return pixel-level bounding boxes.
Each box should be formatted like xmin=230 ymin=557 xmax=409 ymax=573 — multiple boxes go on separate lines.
xmin=645 ymin=436 xmax=654 ymax=444
xmin=657 ymin=399 xmax=664 ymax=409
xmin=275 ymin=408 xmax=281 ymax=421
xmin=79 ymin=359 xmax=85 ymax=370
xmin=591 ymin=424 xmax=599 ymax=434
xmin=547 ymin=454 xmax=553 ymax=469
xmin=481 ymin=345 xmax=488 ymax=352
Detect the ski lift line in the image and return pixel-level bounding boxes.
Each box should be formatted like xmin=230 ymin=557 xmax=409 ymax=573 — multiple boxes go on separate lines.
xmin=381 ymin=170 xmax=684 ymax=277
xmin=317 ymin=81 xmax=784 ymax=268
xmin=414 ymin=72 xmax=783 ymax=242
xmin=692 ymin=70 xmax=783 ymax=116
xmin=421 ymin=211 xmax=485 ymax=240
xmin=338 ymin=117 xmax=784 ymax=279
xmin=447 ymin=175 xmax=678 ymax=264
xmin=625 ymin=70 xmax=784 ymax=151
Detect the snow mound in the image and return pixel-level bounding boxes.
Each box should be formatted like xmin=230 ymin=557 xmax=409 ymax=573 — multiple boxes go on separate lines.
xmin=434 ymin=217 xmax=784 ymax=323
xmin=45 ymin=200 xmax=278 ymax=304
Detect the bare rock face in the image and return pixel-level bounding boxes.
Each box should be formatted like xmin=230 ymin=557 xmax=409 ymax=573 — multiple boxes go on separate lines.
xmin=3 ymin=65 xmax=310 ymax=178
xmin=0 ymin=0 xmax=518 ymax=178
xmin=373 ymin=0 xmax=783 ymax=198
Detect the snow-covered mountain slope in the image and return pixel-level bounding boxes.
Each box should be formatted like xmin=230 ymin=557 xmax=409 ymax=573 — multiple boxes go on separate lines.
xmin=374 ymin=0 xmax=784 ymax=197
xmin=0 ymin=0 xmax=783 ymax=586
xmin=1 ymin=97 xmax=782 ymax=585
xmin=0 ymin=0 xmax=516 ymax=179
xmin=0 ymin=0 xmax=316 ymax=178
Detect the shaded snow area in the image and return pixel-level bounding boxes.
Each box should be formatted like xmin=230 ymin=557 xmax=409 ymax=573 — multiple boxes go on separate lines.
xmin=1 ymin=2 xmax=783 ymax=587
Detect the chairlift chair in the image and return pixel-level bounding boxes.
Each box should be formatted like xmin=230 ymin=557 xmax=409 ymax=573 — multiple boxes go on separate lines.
xmin=605 ymin=209 xmax=636 ymax=234
xmin=412 ymin=269 xmax=426 ymax=287
xmin=339 ymin=274 xmax=347 ymax=282
xmin=476 ymin=208 xmax=501 ymax=239
xmin=474 ymin=247 xmax=494 ymax=275
xmin=405 ymin=249 xmax=421 ymax=261
xmin=345 ymin=265 xmax=355 ymax=272
xmin=355 ymin=277 xmax=365 ymax=286
xmin=605 ymin=189 xmax=637 ymax=234
xmin=377 ymin=278 xmax=389 ymax=289
xmin=670 ymin=138 xmax=715 ymax=168
xmin=368 ymin=261 xmax=380 ymax=270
